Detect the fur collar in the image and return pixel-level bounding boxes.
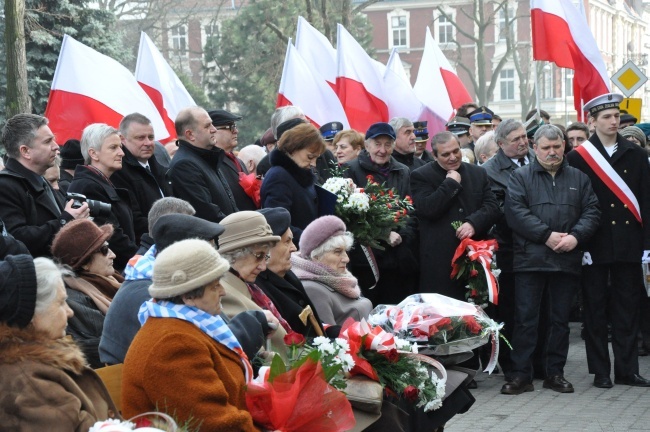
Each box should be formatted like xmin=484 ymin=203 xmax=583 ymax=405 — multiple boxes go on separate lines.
xmin=269 ymin=149 xmax=315 ymax=187
xmin=0 ymin=323 xmax=87 ymax=375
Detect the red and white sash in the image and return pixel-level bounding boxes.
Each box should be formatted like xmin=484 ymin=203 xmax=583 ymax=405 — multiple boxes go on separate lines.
xmin=575 ymin=141 xmax=642 ymax=224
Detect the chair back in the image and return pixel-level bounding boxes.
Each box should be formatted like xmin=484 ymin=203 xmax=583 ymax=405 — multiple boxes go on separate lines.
xmin=95 ymin=363 xmax=124 ymax=413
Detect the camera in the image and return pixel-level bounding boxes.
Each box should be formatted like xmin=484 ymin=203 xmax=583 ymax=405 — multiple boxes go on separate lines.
xmin=67 ymin=192 xmax=112 ymax=219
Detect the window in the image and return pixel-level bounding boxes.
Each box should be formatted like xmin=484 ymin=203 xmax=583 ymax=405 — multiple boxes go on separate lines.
xmin=542 ymin=66 xmax=554 ymax=99
xmin=565 ymin=70 xmax=574 ymax=97
xmin=204 ymin=22 xmax=219 ymax=40
xmin=392 ymin=16 xmax=407 ymax=47
xmin=171 ymin=25 xmax=187 ymax=57
xmin=497 ymin=6 xmax=515 ymax=41
xmin=500 ymin=69 xmax=515 ymax=100
xmin=438 ymin=14 xmax=453 ymax=44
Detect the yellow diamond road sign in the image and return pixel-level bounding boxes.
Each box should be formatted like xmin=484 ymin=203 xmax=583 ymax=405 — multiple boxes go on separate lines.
xmin=612 ymin=61 xmax=648 ymax=97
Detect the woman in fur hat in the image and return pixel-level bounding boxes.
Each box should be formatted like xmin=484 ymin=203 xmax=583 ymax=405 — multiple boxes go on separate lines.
xmin=51 ymin=219 xmax=124 ymax=368
xmin=0 ymin=255 xmax=119 ymax=430
xmin=291 ymin=215 xmax=372 ymax=326
xmin=122 ymin=239 xmax=262 ymax=431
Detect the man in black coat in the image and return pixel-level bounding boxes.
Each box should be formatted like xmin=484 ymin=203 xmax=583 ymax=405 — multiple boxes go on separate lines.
xmin=502 ymin=124 xmax=600 ymax=395
xmin=389 ymin=117 xmax=426 ymax=172
xmin=167 ymin=107 xmax=239 ymax=222
xmin=209 ymin=109 xmax=257 ymax=211
xmin=0 ymin=114 xmax=89 ymax=257
xmin=411 ymin=131 xmax=499 ymax=300
xmin=567 ymin=93 xmax=650 ymax=389
xmin=112 ymin=113 xmax=172 ymax=241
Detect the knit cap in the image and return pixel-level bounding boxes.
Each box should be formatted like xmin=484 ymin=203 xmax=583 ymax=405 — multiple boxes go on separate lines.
xmin=149 ymin=239 xmax=229 ymax=299
xmin=0 ymin=255 xmax=37 ymax=328
xmin=299 ymin=215 xmax=346 ymax=259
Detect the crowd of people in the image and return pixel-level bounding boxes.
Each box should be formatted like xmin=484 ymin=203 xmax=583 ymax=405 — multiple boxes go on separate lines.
xmin=1 ymin=91 xmax=649 ymax=430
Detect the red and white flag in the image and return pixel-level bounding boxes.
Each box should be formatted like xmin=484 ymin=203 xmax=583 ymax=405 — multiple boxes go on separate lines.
xmin=336 ymin=24 xmax=388 ymax=132
xmin=44 ymin=35 xmax=168 ymax=143
xmin=383 ymin=49 xmax=424 ymax=121
xmin=277 ymin=40 xmax=349 ymax=129
xmin=136 ymin=32 xmax=196 ymax=142
xmin=295 ymin=16 xmax=337 ymax=89
xmin=414 ymin=28 xmax=455 ymax=123
xmin=530 ymin=0 xmax=611 ymax=116
xmin=432 ymin=34 xmax=473 ymax=110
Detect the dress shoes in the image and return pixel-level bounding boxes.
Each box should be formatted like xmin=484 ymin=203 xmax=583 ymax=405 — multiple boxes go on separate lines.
xmin=543 ymin=375 xmax=574 ymax=393
xmin=614 ymin=374 xmax=650 ymax=387
xmin=593 ymin=375 xmax=613 ymax=388
xmin=501 ymin=378 xmax=534 ymax=395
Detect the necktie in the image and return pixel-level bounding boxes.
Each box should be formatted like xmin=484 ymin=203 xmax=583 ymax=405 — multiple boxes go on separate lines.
xmin=518 ymin=158 xmax=526 ymax=167
xmin=42 ymin=177 xmax=61 ymax=214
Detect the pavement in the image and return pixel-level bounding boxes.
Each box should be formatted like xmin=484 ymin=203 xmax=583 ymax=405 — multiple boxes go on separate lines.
xmin=446 ymin=323 xmax=650 ymax=431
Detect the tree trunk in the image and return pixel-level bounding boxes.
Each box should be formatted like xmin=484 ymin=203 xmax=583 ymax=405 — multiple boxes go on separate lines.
xmin=5 ymin=0 xmax=31 ymax=117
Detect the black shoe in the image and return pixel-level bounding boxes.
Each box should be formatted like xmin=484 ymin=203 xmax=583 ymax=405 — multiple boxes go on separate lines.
xmin=593 ymin=375 xmax=613 ymax=388
xmin=543 ymin=375 xmax=574 ymax=393
xmin=467 ymin=379 xmax=478 ymax=389
xmin=501 ymin=377 xmax=534 ymax=395
xmin=614 ymin=374 xmax=650 ymax=387
xmin=639 ymin=343 xmax=649 ymax=357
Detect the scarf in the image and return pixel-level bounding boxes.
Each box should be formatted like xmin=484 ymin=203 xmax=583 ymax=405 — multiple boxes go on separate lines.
xmin=124 ymin=245 xmax=157 ymax=281
xmin=63 ymin=275 xmax=112 ymax=314
xmin=290 ymin=254 xmax=361 ymax=299
xmin=537 ymin=155 xmax=564 ymax=177
xmin=76 ymin=271 xmax=123 ymax=299
xmin=138 ymin=299 xmax=253 ymax=382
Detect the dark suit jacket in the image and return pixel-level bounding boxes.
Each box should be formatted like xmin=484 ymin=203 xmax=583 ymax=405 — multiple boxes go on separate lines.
xmin=219 ymin=152 xmax=257 ymax=211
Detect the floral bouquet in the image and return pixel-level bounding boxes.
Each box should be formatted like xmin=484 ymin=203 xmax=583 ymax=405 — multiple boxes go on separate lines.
xmin=322 ymin=173 xmax=413 ymax=250
xmin=90 ymin=412 xmax=177 ymax=431
xmin=245 ymin=332 xmax=356 ymax=432
xmin=339 ymin=319 xmax=447 ymax=412
xmin=367 ymin=294 xmax=509 ymax=373
xmin=450 ymin=222 xmax=500 ymax=306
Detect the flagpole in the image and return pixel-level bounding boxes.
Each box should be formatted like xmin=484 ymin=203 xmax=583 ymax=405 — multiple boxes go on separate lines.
xmin=534 ymin=61 xmax=541 ymax=119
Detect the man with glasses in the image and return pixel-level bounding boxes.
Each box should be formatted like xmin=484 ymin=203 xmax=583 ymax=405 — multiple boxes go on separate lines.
xmin=167 ymin=107 xmax=238 ymax=222
xmin=481 ymin=119 xmax=536 ymax=380
xmin=210 ymin=109 xmax=257 ymax=210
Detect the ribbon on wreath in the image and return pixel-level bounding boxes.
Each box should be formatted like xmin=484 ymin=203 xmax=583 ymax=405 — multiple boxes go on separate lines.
xmin=339 ymin=318 xmax=397 ymax=381
xmin=482 ymin=320 xmax=505 ymax=374
xmin=450 ymin=238 xmax=500 ymax=305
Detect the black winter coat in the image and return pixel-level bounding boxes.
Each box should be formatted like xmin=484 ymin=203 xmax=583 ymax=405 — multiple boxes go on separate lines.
xmin=67 ymin=166 xmax=137 ymax=272
xmin=167 ymin=140 xmax=238 ymax=223
xmin=261 ymin=149 xmax=318 ymax=242
xmin=255 ymin=269 xmax=325 ymax=337
xmin=220 ymin=152 xmax=257 ymax=211
xmin=567 ymin=134 xmax=650 ymax=264
xmin=411 ymin=161 xmax=499 ymax=299
xmin=392 ymin=151 xmax=427 ymax=172
xmin=505 ymin=159 xmax=600 ymax=275
xmin=0 ymin=158 xmax=73 ymax=257
xmin=110 ymin=146 xmax=171 ymax=240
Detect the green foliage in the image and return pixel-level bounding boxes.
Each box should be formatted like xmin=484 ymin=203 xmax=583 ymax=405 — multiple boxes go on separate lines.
xmin=203 ymin=0 xmax=374 ymax=147
xmin=0 ymin=0 xmax=129 ymax=123
xmin=176 ymin=71 xmax=209 ymax=108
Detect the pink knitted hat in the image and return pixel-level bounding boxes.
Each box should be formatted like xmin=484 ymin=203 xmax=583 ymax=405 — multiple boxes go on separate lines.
xmin=299 ymin=215 xmax=346 ymax=259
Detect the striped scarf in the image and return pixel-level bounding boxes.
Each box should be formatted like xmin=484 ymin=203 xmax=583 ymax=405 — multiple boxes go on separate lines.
xmin=138 ymin=300 xmax=253 ymax=381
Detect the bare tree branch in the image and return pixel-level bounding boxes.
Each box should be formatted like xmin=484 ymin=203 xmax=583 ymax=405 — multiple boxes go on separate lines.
xmin=264 ymin=21 xmax=289 ymax=43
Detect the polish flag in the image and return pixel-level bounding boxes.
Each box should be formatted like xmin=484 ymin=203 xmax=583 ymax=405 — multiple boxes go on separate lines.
xmin=383 ymin=49 xmax=424 ymax=121
xmin=295 ymin=16 xmax=337 ymax=89
xmin=431 ymin=35 xmax=473 ymax=110
xmin=136 ymin=32 xmax=196 ymax=142
xmin=530 ymin=0 xmax=611 ymax=115
xmin=277 ymin=40 xmax=349 ymax=129
xmin=414 ymin=27 xmax=456 ymax=123
xmin=336 ymin=24 xmax=388 ymax=132
xmin=44 ymin=35 xmax=168 ymax=143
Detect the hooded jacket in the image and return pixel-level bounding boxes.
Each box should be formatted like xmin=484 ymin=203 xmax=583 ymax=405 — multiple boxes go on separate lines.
xmin=0 ymin=324 xmax=119 ymax=431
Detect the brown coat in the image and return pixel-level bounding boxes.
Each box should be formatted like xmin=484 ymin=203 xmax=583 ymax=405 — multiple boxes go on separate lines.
xmin=122 ymin=317 xmax=260 ymax=431
xmin=0 ymin=324 xmax=119 ymax=431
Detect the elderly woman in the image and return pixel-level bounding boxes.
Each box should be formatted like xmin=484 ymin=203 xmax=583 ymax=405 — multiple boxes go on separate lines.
xmin=291 ymin=216 xmax=372 ymax=325
xmin=0 ymin=255 xmax=119 ymax=429
xmin=261 ymin=122 xmax=326 ymax=243
xmin=68 ymin=123 xmax=138 ymax=271
xmin=51 ymin=219 xmax=123 ymax=368
xmin=122 ymin=239 xmax=260 ymax=431
xmin=218 ymin=211 xmax=292 ymax=357
xmin=333 ymin=129 xmax=365 ymax=164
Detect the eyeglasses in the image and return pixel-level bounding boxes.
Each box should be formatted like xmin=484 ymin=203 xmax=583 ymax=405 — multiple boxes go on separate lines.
xmin=251 ymin=251 xmax=271 ymax=262
xmin=97 ymin=243 xmax=110 ymax=256
xmin=215 ymin=124 xmax=238 ymax=133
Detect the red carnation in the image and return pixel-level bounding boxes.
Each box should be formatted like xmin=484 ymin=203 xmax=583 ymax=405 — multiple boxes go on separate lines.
xmin=403 ymin=385 xmax=419 ymax=402
xmin=366 ymin=174 xmax=374 ymax=181
xmin=389 ymin=190 xmax=394 ymax=198
xmin=436 ymin=317 xmax=453 ymax=330
xmin=463 ymin=316 xmax=482 ymax=334
xmin=283 ymin=331 xmax=305 ymax=347
xmin=470 ymin=289 xmax=478 ymax=297
xmin=385 ymin=348 xmax=400 ymax=363
xmin=470 ymin=269 xmax=479 ymax=277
